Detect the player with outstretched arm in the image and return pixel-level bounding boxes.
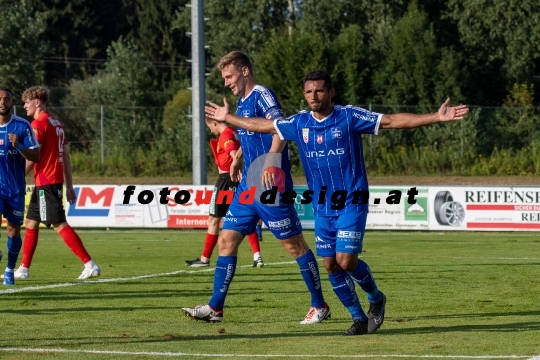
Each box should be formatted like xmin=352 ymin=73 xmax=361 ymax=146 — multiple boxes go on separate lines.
xmin=205 ymin=70 xmax=469 ymax=335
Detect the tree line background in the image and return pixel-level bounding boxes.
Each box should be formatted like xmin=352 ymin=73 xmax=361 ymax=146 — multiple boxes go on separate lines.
xmin=2 ymin=0 xmax=540 ymax=177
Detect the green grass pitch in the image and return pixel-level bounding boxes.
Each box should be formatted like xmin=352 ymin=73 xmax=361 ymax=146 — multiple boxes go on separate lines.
xmin=0 ymin=229 xmax=539 ymax=359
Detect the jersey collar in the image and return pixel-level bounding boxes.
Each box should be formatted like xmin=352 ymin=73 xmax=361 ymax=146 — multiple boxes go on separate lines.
xmin=240 ymin=84 xmax=261 ymax=103
xmin=310 ymin=106 xmax=335 ymax=123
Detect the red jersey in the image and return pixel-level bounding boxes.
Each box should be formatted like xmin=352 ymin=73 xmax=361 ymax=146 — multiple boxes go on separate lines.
xmin=31 ymin=111 xmax=65 ymax=186
xmin=209 ymin=127 xmax=240 ymax=172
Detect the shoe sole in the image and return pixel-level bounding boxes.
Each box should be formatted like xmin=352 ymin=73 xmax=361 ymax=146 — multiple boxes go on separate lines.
xmin=78 ymin=271 xmax=100 ymax=280
xmin=256 ymin=263 xmax=264 ymax=268
xmin=182 ymin=309 xmax=222 ymax=323
xmin=2 ymin=271 xmax=29 ymax=279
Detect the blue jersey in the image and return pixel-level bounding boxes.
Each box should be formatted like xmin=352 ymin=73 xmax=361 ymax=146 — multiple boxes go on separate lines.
xmin=0 ymin=115 xmax=40 ymax=199
xmin=235 ymin=85 xmax=293 ymax=192
xmin=274 ymin=105 xmax=382 ymax=216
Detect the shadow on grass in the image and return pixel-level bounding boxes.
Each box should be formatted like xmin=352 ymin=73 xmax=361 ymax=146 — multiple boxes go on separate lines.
xmin=394 ymin=309 xmax=540 ymax=321
xmin=382 ymin=320 xmax=540 ymax=334
xmin=4 ymin=318 xmax=540 ymax=348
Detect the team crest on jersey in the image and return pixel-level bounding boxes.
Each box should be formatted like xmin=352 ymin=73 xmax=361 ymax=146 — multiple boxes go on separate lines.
xmin=331 ymin=127 xmax=342 ymax=139
xmin=0 ymin=139 xmax=3 ymax=145
xmin=302 ymin=128 xmax=309 ymax=143
xmin=317 ymin=135 xmax=324 ymax=144
xmin=242 ymin=110 xmax=250 ymax=117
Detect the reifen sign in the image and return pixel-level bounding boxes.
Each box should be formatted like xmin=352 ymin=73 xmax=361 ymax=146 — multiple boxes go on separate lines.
xmin=429 ymin=187 xmax=540 ymax=231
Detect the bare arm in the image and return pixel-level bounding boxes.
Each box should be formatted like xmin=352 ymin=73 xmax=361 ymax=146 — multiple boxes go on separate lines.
xmin=63 ymin=143 xmax=74 ymax=188
xmin=205 ymin=98 xmax=277 ymax=134
xmin=25 ymin=160 xmax=35 ymax=176
xmin=229 ymin=146 xmax=244 ymax=182
xmin=380 ymin=98 xmax=469 ymax=129
xmin=63 ymin=144 xmax=77 ymax=204
xmin=8 ymin=133 xmax=40 ymax=162
xmin=269 ymin=133 xmax=286 ymax=153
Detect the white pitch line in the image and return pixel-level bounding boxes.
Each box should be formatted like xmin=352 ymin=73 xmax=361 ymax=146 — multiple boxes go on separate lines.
xmin=0 ymin=260 xmax=298 ymax=295
xmin=0 ymin=348 xmax=533 ymax=358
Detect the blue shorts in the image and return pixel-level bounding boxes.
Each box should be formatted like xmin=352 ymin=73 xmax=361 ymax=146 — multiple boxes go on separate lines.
xmin=0 ymin=192 xmax=25 ymax=226
xmin=314 ymin=211 xmax=367 ymax=257
xmin=222 ymin=190 xmax=303 ymax=240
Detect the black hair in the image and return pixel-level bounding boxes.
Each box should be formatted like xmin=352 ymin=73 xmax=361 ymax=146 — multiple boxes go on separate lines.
xmin=303 ymin=70 xmax=333 ymax=90
xmin=0 ymin=87 xmax=13 ymax=96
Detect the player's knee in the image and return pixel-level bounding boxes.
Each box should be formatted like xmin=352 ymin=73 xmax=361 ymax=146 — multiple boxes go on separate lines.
xmin=217 ymin=230 xmax=242 ymax=255
xmin=336 ymin=252 xmax=358 ymax=272
xmin=323 ymin=257 xmax=341 ymax=273
xmin=24 ymin=218 xmax=40 ymax=230
xmin=6 ymin=223 xmax=21 ymax=238
xmin=280 ymin=234 xmax=309 ymax=258
xmin=52 ymin=222 xmax=68 ymax=233
xmin=207 ymin=216 xmax=219 ymax=228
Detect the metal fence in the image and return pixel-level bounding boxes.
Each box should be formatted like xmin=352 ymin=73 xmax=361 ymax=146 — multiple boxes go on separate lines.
xmin=12 ymin=104 xmax=540 ymax=176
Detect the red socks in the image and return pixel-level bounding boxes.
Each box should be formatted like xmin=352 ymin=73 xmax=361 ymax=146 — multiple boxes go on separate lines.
xmin=20 ymin=228 xmax=39 ymax=268
xmin=247 ymin=232 xmax=260 ymax=253
xmin=202 ymin=233 xmax=219 ymax=259
xmin=58 ymin=225 xmax=91 ymax=264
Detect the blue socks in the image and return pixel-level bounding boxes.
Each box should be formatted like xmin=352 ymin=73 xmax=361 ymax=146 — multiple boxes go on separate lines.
xmin=348 ymin=259 xmax=382 ymax=303
xmin=296 ymin=250 xmax=326 ymax=308
xmin=328 ymin=269 xmax=367 ymax=321
xmin=6 ymin=235 xmax=22 ymax=270
xmin=209 ymin=256 xmax=237 ymax=311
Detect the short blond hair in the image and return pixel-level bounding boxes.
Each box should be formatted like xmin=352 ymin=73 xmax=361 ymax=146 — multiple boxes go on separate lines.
xmin=217 ymin=51 xmax=253 ymax=73
xmin=22 ymin=86 xmax=50 ymax=105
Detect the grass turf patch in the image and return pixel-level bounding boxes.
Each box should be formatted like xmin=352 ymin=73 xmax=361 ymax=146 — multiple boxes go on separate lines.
xmin=0 ymin=229 xmax=539 ymax=359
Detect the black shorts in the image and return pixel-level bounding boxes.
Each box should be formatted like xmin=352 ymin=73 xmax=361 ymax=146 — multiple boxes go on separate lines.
xmin=26 ymin=183 xmax=67 ymax=225
xmin=209 ymin=173 xmax=238 ymax=218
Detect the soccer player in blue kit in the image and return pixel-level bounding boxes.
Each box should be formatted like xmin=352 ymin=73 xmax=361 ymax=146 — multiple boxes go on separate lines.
xmin=182 ymin=53 xmax=330 ymax=325
xmin=0 ymin=88 xmax=40 ymax=285
xmin=205 ymin=70 xmax=469 ymax=335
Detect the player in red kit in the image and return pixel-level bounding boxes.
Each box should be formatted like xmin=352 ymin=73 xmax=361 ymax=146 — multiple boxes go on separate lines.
xmin=13 ymin=86 xmax=101 ymax=280
xmin=184 ymin=117 xmax=264 ymax=268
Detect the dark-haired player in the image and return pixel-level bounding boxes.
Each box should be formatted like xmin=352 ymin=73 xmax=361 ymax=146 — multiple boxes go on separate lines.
xmin=0 ymin=87 xmax=40 ymax=285
xmin=205 ymin=70 xmax=469 ymax=335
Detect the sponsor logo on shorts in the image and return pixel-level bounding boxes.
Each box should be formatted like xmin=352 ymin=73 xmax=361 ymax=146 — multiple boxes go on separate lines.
xmin=39 ymin=190 xmax=47 ymax=221
xmin=316 ymin=243 xmax=332 ymax=249
xmin=279 ymin=230 xmax=292 ymax=237
xmin=223 ymin=217 xmax=237 ymax=223
xmin=337 ymin=230 xmax=363 ymax=239
xmin=13 ymin=210 xmax=24 ymax=217
xmin=315 ymin=236 xmax=324 ymax=243
xmin=267 ymin=218 xmax=291 ymax=229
